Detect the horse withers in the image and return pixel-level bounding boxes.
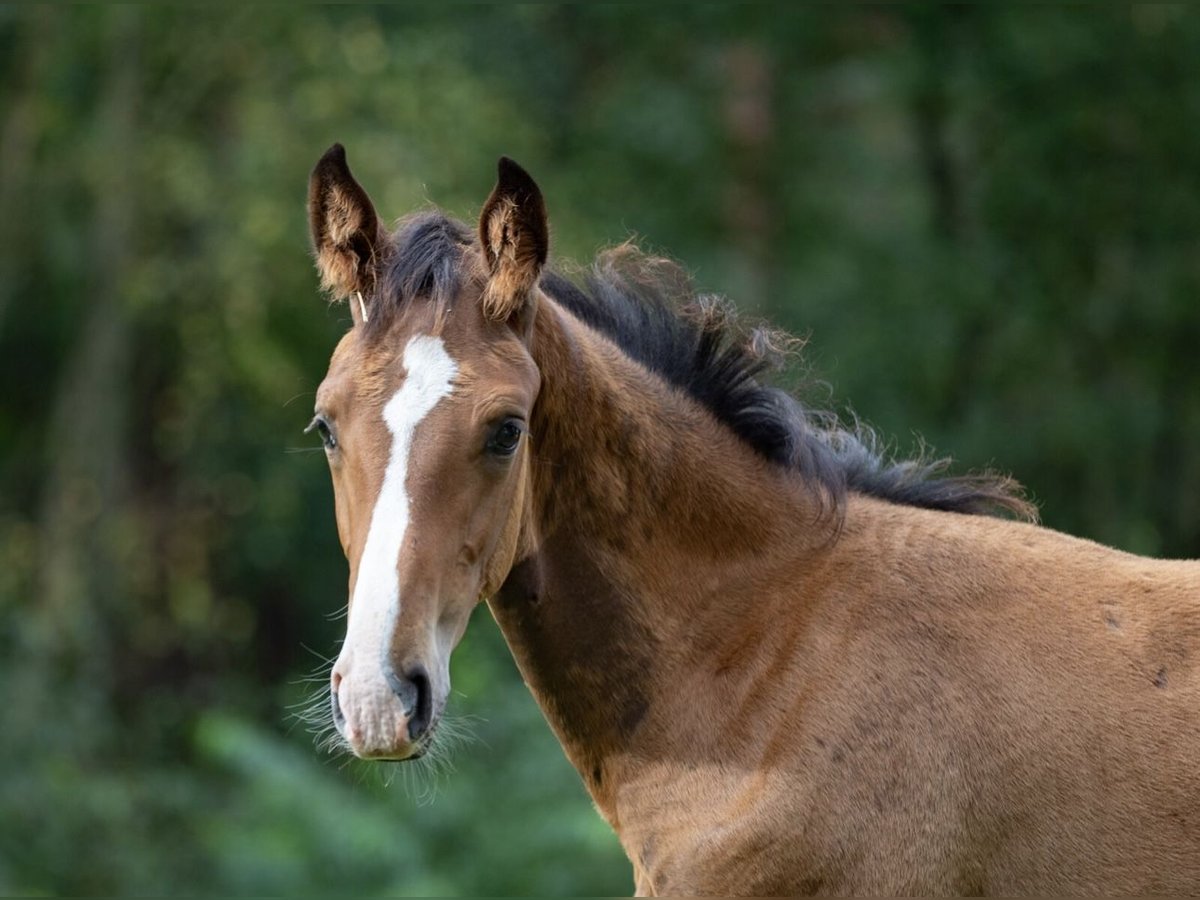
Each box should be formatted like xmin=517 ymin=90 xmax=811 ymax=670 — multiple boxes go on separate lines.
xmin=304 ymin=143 xmax=1200 ymax=895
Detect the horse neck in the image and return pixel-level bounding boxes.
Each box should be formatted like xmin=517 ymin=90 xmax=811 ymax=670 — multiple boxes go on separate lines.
xmin=526 ymin=298 xmax=808 ymax=546
xmin=489 ymin=296 xmax=826 ymax=809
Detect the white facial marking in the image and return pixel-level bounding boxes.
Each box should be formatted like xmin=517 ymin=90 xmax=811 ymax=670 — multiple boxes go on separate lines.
xmin=340 ymin=335 xmax=457 ymax=710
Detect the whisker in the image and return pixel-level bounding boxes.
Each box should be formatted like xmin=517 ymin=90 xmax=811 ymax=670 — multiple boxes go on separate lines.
xmin=384 ymin=706 xmax=482 ymax=804
xmin=287 ymin=663 xmax=335 ymax=687
xmin=283 ymin=391 xmax=316 ymax=409
xmin=287 ymin=673 xmax=333 ymax=687
xmin=299 ymin=643 xmax=338 ymax=665
xmin=282 ymin=641 xmax=353 ymax=761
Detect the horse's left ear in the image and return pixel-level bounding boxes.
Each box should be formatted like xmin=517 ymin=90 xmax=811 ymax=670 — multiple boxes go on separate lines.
xmin=478 ymin=157 xmax=548 ymax=327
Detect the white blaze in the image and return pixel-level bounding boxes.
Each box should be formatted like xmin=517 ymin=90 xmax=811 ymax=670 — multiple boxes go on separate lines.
xmin=342 ymin=334 xmax=458 ymax=683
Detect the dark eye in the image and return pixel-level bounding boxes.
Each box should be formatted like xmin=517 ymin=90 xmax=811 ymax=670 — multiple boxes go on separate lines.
xmin=486 ymin=419 xmax=523 ymax=457
xmin=305 ymin=415 xmax=337 ymax=451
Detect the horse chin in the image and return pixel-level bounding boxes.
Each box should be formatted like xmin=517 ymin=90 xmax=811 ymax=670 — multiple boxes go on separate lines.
xmin=353 ymin=720 xmax=437 ymax=762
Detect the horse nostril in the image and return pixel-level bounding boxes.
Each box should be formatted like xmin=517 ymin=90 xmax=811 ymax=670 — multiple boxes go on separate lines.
xmin=406 ymin=668 xmax=433 ymax=742
xmin=384 ymin=665 xmax=417 ymax=714
xmin=384 ymin=664 xmax=433 ymax=741
xmin=329 ymin=671 xmax=347 ymax=732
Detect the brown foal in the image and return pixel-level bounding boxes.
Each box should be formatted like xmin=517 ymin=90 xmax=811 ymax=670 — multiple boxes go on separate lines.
xmin=305 ymin=144 xmax=1200 ymax=896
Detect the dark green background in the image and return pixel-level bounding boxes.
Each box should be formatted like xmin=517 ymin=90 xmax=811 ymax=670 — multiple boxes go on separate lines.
xmin=2 ymin=5 xmax=1197 ymax=895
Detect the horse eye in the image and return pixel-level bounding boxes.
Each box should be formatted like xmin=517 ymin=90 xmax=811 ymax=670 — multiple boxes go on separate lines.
xmin=305 ymin=415 xmax=337 ymax=451
xmin=486 ymin=419 xmax=523 ymax=457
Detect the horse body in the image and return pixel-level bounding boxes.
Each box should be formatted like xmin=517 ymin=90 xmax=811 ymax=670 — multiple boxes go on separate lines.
xmin=304 ymin=145 xmax=1200 ymax=895
xmin=494 ymin=296 xmax=1200 ymax=895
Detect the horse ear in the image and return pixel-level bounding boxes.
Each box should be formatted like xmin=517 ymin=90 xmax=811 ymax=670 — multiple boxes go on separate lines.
xmin=478 ymin=156 xmax=548 ymax=325
xmin=308 ymin=144 xmax=386 ymax=309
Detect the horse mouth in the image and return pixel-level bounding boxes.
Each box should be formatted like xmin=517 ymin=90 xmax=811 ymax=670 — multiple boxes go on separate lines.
xmin=379 ymin=745 xmax=427 ymax=762
xmin=355 ymin=742 xmax=426 ymax=762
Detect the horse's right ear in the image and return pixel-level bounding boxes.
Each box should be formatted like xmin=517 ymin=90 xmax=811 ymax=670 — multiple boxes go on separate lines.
xmin=308 ymin=144 xmax=385 ymax=309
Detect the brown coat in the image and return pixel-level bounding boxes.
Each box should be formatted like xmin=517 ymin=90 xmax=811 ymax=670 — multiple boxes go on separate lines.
xmin=308 ymin=145 xmax=1200 ymax=896
xmin=492 ymin=299 xmax=1200 ymax=895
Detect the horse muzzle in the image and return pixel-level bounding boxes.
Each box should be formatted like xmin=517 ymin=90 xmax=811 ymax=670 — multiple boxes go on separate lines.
xmin=331 ymin=660 xmax=440 ymax=760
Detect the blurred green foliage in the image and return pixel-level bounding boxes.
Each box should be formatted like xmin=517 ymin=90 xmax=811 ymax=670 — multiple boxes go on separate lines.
xmin=1 ymin=5 xmax=1198 ymax=895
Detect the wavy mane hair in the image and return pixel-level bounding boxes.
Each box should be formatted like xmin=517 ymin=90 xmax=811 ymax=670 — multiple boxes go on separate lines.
xmin=371 ymin=211 xmax=1037 ymax=522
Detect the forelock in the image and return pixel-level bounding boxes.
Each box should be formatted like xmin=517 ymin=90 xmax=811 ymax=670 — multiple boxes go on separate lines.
xmin=366 ymin=212 xmax=479 ymax=336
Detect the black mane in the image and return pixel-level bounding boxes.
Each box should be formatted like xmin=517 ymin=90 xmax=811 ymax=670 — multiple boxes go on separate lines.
xmin=378 ymin=213 xmax=1035 ymax=521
